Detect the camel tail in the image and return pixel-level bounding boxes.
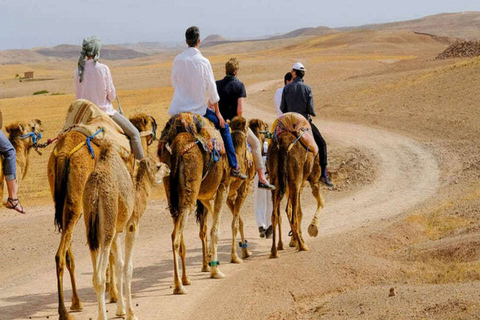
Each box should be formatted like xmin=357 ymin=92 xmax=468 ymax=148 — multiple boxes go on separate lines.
xmin=169 ymin=149 xmax=182 ymax=218
xmin=87 ymin=201 xmax=100 ymax=251
xmin=54 ymin=156 xmax=70 ymax=233
xmin=278 ymin=142 xmax=289 ymax=199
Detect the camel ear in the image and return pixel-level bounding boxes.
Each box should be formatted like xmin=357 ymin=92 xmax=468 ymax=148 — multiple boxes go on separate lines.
xmin=142 ymin=116 xmax=148 ymax=126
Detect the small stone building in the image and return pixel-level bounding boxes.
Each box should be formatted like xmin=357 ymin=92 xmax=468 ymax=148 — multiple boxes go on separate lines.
xmin=24 ymin=71 xmax=34 ymax=79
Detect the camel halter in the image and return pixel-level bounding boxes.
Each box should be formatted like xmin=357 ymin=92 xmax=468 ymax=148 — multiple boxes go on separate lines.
xmin=19 ymin=130 xmax=43 ymax=153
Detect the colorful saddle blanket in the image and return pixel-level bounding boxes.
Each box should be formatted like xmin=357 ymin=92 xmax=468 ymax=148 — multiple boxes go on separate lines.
xmin=158 ymin=113 xmax=225 ymax=160
xmin=272 ymin=112 xmax=319 ymax=155
xmin=62 ymin=99 xmax=131 ymax=153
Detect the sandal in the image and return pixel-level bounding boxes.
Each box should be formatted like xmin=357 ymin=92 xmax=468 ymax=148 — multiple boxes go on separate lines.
xmin=5 ymin=198 xmax=26 ymax=214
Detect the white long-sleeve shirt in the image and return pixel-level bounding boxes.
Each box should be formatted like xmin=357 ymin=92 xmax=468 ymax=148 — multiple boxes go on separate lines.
xmin=274 ymin=87 xmax=283 ymax=117
xmin=74 ymin=60 xmax=117 ymax=115
xmin=169 ymin=47 xmax=220 ymax=116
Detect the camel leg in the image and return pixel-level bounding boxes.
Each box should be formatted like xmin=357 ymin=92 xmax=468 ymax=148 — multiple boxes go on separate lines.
xmin=198 ymin=207 xmax=210 ymax=272
xmin=297 ymin=193 xmax=309 ymax=251
xmin=55 ymin=223 xmax=78 ymax=320
xmin=111 ymin=234 xmax=126 ymax=316
xmin=290 ymin=188 xmax=308 ymax=252
xmin=308 ymin=180 xmax=322 ymax=237
xmin=124 ymin=222 xmax=139 ymax=320
xmin=270 ymin=189 xmax=281 ymax=259
xmin=91 ymin=240 xmax=112 ymax=320
xmin=238 ymin=216 xmax=251 ymax=259
xmin=107 ymin=252 xmax=118 ymax=303
xmin=65 ymin=246 xmax=83 ymax=311
xmin=287 ymin=200 xmax=297 ymax=248
xmin=210 ymin=185 xmax=226 ymax=279
xmin=236 ymin=184 xmax=251 ymax=259
xmin=179 ymin=235 xmax=191 ymax=285
xmin=230 ymin=210 xmax=242 ymax=264
xmin=171 ymin=210 xmax=189 ymax=294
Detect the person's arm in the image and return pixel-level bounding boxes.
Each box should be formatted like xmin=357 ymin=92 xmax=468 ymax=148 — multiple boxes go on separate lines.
xmin=205 ymin=61 xmax=220 ymax=107
xmin=237 ymin=97 xmax=244 ymax=117
xmin=280 ymin=87 xmax=287 ymax=113
xmin=105 ymin=66 xmax=116 ymax=103
xmin=307 ymin=89 xmax=316 ymax=117
xmin=212 ymin=101 xmax=226 ymax=128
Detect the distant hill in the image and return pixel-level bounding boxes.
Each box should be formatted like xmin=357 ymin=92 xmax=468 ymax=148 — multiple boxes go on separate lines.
xmin=267 ymin=26 xmax=336 ymax=40
xmin=35 ymin=44 xmax=148 ymax=60
xmin=340 ymin=11 xmax=480 ymax=40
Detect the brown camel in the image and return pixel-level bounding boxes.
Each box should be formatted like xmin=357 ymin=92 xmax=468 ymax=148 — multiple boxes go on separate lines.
xmin=0 ymin=119 xmax=43 ymax=201
xmin=47 ymin=113 xmax=156 ymax=320
xmin=267 ymin=122 xmax=324 ymax=258
xmin=84 ymin=144 xmax=168 ymax=320
xmin=226 ymin=116 xmax=256 ymax=263
xmin=159 ymin=114 xmax=230 ymax=295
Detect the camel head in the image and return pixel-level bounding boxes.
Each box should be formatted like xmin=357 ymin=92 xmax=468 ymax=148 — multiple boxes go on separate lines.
xmin=137 ymin=158 xmax=170 ymax=186
xmin=129 ymin=113 xmax=157 ymax=146
xmin=5 ymin=119 xmax=43 ymax=147
xmin=248 ymin=118 xmax=269 ymax=138
xmin=230 ymin=116 xmax=247 ymax=134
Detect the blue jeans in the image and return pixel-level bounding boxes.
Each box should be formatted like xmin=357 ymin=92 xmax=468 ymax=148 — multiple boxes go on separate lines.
xmin=204 ymin=109 xmax=237 ymax=168
xmin=0 ymin=130 xmax=16 ymax=181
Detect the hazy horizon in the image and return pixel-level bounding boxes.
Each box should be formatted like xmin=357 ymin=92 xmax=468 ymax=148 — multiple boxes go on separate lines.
xmin=1 ymin=0 xmax=479 ymax=50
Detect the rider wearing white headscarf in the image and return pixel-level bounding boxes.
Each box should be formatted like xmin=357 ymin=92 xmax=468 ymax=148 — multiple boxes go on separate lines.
xmin=77 ymin=36 xmax=101 ymax=83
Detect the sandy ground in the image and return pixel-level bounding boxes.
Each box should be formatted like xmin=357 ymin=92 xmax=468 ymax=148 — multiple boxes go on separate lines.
xmin=0 ymin=80 xmax=444 ymax=320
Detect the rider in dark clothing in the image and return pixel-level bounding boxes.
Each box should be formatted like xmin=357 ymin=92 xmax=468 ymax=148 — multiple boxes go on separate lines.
xmin=280 ymin=62 xmax=333 ymax=187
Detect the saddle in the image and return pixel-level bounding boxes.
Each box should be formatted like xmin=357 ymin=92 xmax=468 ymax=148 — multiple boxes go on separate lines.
xmin=158 ymin=113 xmax=225 ymax=161
xmin=61 ymin=99 xmax=131 ymax=155
xmin=272 ymin=112 xmax=319 ymax=155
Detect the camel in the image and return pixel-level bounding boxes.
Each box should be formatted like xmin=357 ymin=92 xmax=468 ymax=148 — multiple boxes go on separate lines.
xmin=47 ymin=113 xmax=156 ymax=320
xmin=159 ymin=114 xmax=230 ymax=295
xmin=0 ymin=119 xmax=43 ymax=201
xmin=226 ymin=116 xmax=256 ymax=263
xmin=267 ymin=115 xmax=324 ymax=258
xmin=84 ymin=144 xmax=169 ymax=320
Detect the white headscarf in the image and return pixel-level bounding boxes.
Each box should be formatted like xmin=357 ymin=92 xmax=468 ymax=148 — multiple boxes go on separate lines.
xmin=77 ymin=36 xmax=102 ymax=83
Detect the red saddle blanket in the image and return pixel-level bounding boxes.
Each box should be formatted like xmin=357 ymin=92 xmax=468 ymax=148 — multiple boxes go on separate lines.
xmin=272 ymin=112 xmax=319 ymax=155
xmin=158 ymin=113 xmax=225 ymax=160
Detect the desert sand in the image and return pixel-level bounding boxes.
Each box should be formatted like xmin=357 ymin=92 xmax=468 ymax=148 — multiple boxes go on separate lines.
xmin=1 ymin=17 xmax=480 ymax=319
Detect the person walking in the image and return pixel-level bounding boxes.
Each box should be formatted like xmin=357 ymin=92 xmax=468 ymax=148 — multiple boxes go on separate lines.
xmin=75 ymin=36 xmax=145 ymax=160
xmin=0 ymin=112 xmax=25 ymax=213
xmin=280 ymin=62 xmax=333 ymax=187
xmin=169 ymin=26 xmax=247 ymax=179
xmin=216 ymin=58 xmax=275 ymax=190
xmin=273 ymin=72 xmax=293 ymax=117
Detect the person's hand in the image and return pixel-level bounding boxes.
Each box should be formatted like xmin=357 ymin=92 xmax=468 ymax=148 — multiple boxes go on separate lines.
xmin=217 ymin=113 xmax=226 ymax=128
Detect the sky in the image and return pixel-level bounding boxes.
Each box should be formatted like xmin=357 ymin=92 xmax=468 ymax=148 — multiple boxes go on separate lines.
xmin=0 ymin=0 xmax=479 ymax=50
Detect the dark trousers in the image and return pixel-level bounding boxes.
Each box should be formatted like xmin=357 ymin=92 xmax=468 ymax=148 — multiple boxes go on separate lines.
xmin=204 ymin=108 xmax=237 ymax=168
xmin=310 ymin=121 xmax=328 ymax=171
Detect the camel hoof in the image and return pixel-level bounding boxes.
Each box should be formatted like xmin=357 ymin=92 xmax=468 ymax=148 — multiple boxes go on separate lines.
xmin=182 ymin=277 xmax=192 ymax=286
xmin=299 ymin=244 xmax=309 ymax=251
xmin=270 ymin=252 xmax=279 ymax=259
xmin=231 ymin=256 xmax=243 ymax=264
xmin=116 ymin=309 xmax=126 ymax=317
xmin=289 ymin=239 xmax=296 ymax=248
xmin=127 ymin=314 xmax=139 ymax=320
xmin=211 ymin=270 xmax=225 ymax=279
xmin=173 ymin=285 xmax=188 ymax=294
xmin=201 ymin=265 xmax=210 ymax=272
xmin=308 ymin=224 xmax=318 ymax=237
xmin=70 ymin=301 xmax=83 ymax=312
xmin=59 ymin=313 xmax=75 ymax=320
xmin=277 ymin=243 xmax=284 ymax=251
xmin=109 ymin=296 xmax=118 ymax=303
xmin=242 ymin=249 xmax=252 ymax=259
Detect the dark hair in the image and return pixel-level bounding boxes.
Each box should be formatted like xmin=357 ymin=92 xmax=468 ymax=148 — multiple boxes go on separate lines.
xmin=284 ymin=72 xmax=293 ymax=85
xmin=225 ymin=58 xmax=239 ymax=76
xmin=186 ymin=26 xmax=200 ymax=47
xmin=293 ymin=69 xmax=305 ymax=79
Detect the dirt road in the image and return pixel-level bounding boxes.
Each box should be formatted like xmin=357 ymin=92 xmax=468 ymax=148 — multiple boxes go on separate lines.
xmin=0 ymin=82 xmax=439 ymax=319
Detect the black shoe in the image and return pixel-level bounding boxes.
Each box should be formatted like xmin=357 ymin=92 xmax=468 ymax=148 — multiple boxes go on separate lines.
xmin=320 ymin=174 xmax=334 ymax=187
xmin=265 ymin=225 xmax=273 ymax=239
xmin=258 ymin=181 xmax=275 ymax=190
xmin=259 ymin=227 xmax=266 ymax=238
xmin=231 ymin=167 xmax=248 ymax=180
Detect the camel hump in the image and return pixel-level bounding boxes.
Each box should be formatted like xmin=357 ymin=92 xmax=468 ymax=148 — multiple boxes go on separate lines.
xmin=275 ymin=112 xmax=319 ymax=155
xmin=62 ymin=99 xmax=131 ymax=153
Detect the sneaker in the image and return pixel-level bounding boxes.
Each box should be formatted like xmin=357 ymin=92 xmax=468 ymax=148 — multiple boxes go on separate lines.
xmin=231 ymin=167 xmax=248 ymax=180
xmin=265 ymin=225 xmax=273 ymax=239
xmin=320 ymin=174 xmax=334 ymax=187
xmin=258 ymin=181 xmax=275 ymax=190
xmin=259 ymin=227 xmax=266 ymax=238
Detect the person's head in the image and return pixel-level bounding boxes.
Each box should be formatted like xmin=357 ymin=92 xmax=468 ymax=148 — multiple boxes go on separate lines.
xmin=185 ymin=26 xmax=200 ymax=47
xmin=77 ymin=36 xmax=101 ymax=82
xmin=284 ymin=72 xmax=293 ymax=85
xmin=291 ymin=62 xmax=306 ymax=79
xmin=225 ymin=58 xmax=239 ymax=76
